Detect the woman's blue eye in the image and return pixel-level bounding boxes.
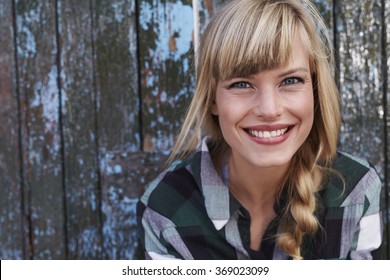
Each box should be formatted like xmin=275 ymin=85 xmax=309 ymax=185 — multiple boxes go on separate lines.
xmin=230 ymin=81 xmax=249 ymax=89
xmin=282 ymin=77 xmax=303 ymax=85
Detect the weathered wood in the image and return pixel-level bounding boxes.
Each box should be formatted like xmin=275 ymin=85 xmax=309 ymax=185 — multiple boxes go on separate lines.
xmin=14 ymin=0 xmax=65 ymax=259
xmin=0 ymin=0 xmax=388 ymax=260
xmin=0 ymin=0 xmax=24 ymax=259
xmin=99 ymin=150 xmax=168 ymax=259
xmin=93 ymin=0 xmax=143 ymax=259
xmin=58 ymin=0 xmax=102 ymax=259
xmin=335 ymin=0 xmax=384 ymax=175
xmin=139 ymin=0 xmax=195 ymax=152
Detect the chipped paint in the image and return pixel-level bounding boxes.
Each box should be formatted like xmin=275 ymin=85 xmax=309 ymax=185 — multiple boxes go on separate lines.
xmin=30 ymin=66 xmax=66 ymax=133
xmin=68 ymin=227 xmax=101 ymax=257
xmin=139 ymin=0 xmax=198 ymax=152
xmin=102 ymin=187 xmax=139 ymax=259
xmin=16 ymin=9 xmax=39 ymax=57
xmin=140 ymin=1 xmax=193 ymax=62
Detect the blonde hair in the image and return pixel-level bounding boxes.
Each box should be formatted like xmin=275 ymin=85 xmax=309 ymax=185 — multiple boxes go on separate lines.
xmin=170 ymin=0 xmax=341 ymax=259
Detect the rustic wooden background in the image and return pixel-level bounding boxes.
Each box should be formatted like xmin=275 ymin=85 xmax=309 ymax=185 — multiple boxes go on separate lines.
xmin=0 ymin=0 xmax=389 ymax=259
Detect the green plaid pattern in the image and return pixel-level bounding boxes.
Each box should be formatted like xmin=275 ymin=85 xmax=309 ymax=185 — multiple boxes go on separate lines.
xmin=137 ymin=138 xmax=383 ymax=259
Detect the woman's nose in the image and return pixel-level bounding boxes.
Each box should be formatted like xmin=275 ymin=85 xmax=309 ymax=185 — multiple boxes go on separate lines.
xmin=252 ymin=90 xmax=282 ymax=119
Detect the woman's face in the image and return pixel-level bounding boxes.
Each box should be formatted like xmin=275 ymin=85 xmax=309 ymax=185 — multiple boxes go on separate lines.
xmin=211 ymin=37 xmax=314 ymax=171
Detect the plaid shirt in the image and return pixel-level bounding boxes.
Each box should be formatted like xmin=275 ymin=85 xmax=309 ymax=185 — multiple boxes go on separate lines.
xmin=137 ymin=138 xmax=383 ymax=259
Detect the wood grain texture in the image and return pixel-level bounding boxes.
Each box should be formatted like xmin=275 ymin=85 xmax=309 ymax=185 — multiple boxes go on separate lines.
xmin=58 ymin=0 xmax=102 ymax=259
xmin=335 ymin=0 xmax=384 ymax=175
xmin=14 ymin=0 xmax=66 ymax=259
xmin=0 ymin=0 xmax=24 ymax=259
xmin=93 ymin=0 xmax=142 ymax=259
xmin=139 ymin=0 xmax=195 ymax=152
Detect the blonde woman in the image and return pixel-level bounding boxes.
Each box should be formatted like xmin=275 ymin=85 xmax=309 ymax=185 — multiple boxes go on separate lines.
xmin=137 ymin=0 xmax=382 ymax=259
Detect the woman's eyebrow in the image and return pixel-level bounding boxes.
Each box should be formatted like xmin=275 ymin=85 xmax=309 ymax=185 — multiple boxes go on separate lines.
xmin=278 ymin=67 xmax=310 ymax=77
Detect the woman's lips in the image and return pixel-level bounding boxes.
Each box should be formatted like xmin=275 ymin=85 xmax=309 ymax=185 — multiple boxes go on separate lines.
xmin=244 ymin=125 xmax=294 ymax=144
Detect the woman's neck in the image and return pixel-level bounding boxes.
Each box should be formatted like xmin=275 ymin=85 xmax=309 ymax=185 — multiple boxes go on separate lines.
xmin=227 ymin=154 xmax=290 ymax=251
xmin=227 ymin=155 xmax=290 ymax=208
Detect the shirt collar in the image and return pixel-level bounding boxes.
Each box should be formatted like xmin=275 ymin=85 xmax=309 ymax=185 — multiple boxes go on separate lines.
xmin=195 ymin=137 xmax=285 ymax=231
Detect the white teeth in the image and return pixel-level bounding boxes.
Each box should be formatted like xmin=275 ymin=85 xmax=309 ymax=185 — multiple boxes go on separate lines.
xmin=248 ymin=128 xmax=288 ymax=139
xmin=263 ymin=131 xmax=271 ymax=138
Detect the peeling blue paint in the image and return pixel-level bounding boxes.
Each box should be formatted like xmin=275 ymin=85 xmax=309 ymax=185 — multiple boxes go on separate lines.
xmin=16 ymin=7 xmax=40 ymax=57
xmin=140 ymin=1 xmax=193 ymax=61
xmin=30 ymin=66 xmax=63 ymax=132
xmin=102 ymin=187 xmax=139 ymax=259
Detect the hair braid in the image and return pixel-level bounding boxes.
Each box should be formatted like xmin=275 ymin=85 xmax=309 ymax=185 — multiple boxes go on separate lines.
xmin=276 ymin=144 xmax=324 ymax=259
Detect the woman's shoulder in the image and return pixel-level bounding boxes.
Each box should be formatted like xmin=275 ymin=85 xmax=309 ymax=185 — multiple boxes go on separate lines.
xmin=138 ymin=152 xmax=205 ymax=220
xmin=320 ymin=151 xmax=382 ymax=208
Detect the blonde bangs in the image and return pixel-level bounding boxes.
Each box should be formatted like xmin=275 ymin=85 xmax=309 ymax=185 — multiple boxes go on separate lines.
xmin=209 ymin=1 xmax=313 ymax=81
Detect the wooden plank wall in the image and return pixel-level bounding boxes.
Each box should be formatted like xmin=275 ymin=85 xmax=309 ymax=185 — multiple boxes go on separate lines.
xmin=0 ymin=0 xmax=389 ymax=259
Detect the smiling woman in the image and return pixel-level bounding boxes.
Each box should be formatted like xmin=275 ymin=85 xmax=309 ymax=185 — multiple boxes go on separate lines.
xmin=211 ymin=38 xmax=314 ymax=171
xmin=137 ymin=0 xmax=383 ymax=260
